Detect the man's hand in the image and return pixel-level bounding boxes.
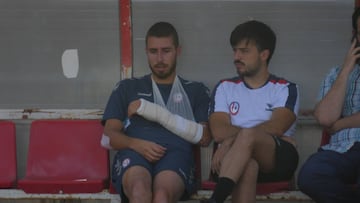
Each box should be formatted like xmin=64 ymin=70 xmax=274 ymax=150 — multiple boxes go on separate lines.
xmin=198 ymin=124 xmax=212 ymax=147
xmin=342 ymin=39 xmax=360 ymax=74
xmin=132 ymin=139 xmax=167 ymax=163
xmin=128 ymin=99 xmax=141 ymax=117
xmin=211 ymin=143 xmax=230 ymax=174
xmin=211 ymin=136 xmax=235 ymax=174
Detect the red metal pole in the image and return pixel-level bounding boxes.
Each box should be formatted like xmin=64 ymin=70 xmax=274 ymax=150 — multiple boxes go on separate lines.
xmin=120 ymin=0 xmax=133 ymax=79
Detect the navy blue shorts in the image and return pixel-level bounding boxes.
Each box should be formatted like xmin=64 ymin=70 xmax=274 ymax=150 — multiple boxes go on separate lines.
xmin=112 ymin=147 xmax=196 ymax=203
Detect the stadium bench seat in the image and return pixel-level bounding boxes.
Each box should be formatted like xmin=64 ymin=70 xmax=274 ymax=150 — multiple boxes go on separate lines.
xmin=17 ymin=119 xmax=109 ymax=194
xmin=0 ymin=120 xmax=17 ymax=188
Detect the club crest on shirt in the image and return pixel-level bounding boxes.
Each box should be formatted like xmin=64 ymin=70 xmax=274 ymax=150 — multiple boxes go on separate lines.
xmin=173 ymin=93 xmax=183 ymax=103
xmin=229 ymin=101 xmax=240 ymax=115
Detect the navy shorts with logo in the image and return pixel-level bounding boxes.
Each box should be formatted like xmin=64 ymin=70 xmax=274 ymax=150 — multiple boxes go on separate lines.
xmin=112 ymin=147 xmax=196 ymax=203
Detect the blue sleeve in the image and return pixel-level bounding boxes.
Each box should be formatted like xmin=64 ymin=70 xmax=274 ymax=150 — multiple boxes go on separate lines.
xmin=102 ymin=81 xmax=128 ymax=125
xmin=209 ymin=80 xmax=224 ymax=115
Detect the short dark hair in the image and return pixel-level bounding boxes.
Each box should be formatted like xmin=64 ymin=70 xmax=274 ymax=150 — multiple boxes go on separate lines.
xmin=352 ymin=7 xmax=360 ymax=31
xmin=230 ymin=20 xmax=276 ymax=64
xmin=146 ymin=22 xmax=179 ymax=48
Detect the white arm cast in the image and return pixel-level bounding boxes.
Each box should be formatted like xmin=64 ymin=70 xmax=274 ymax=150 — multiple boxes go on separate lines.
xmin=136 ymin=98 xmax=203 ymax=144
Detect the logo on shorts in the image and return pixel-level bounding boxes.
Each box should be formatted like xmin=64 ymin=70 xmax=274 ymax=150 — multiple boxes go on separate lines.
xmin=114 ymin=160 xmax=122 ymax=176
xmin=229 ymin=102 xmax=240 ymax=115
xmin=122 ymin=158 xmax=130 ymax=168
xmin=178 ymin=168 xmax=187 ymax=181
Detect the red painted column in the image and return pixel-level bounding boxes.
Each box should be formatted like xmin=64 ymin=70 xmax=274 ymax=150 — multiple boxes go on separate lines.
xmin=120 ymin=0 xmax=133 ymax=79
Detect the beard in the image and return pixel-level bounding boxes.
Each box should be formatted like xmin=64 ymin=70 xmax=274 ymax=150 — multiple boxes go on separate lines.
xmin=235 ymin=59 xmax=262 ymax=77
xmin=237 ymin=66 xmax=260 ymax=77
xmin=150 ymin=60 xmax=177 ymax=79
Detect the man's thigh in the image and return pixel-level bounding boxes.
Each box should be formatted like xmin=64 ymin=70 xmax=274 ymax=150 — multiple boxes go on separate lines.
xmin=303 ymin=149 xmax=357 ymax=183
xmin=153 ymin=170 xmax=185 ymax=201
xmin=247 ymin=129 xmax=277 ymax=171
xmin=258 ymin=136 xmax=298 ymax=182
xmin=153 ymin=147 xmax=196 ymax=200
xmin=112 ymin=149 xmax=152 ymax=203
xmin=122 ymin=165 xmax=152 ymax=190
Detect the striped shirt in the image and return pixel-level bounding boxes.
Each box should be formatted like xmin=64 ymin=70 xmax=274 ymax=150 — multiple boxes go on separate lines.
xmin=319 ymin=66 xmax=360 ymax=153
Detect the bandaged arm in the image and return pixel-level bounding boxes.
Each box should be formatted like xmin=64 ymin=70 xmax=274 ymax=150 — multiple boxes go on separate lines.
xmin=136 ymin=98 xmax=203 ymax=144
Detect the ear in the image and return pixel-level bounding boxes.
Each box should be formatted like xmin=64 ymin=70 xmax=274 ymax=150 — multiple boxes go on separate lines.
xmin=176 ymin=45 xmax=182 ymax=56
xmin=260 ymin=49 xmax=270 ymax=62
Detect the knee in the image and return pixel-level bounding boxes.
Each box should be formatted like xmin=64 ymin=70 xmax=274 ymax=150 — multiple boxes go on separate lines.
xmin=152 ymin=189 xmax=172 ymax=203
xmin=234 ymin=128 xmax=256 ymax=150
xmin=124 ymin=180 xmax=152 ymax=201
xmin=235 ymin=128 xmax=257 ymax=146
xmin=297 ymin=163 xmax=319 ymax=193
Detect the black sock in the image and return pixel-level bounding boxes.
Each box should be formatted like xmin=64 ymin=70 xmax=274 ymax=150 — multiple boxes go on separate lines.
xmin=210 ymin=177 xmax=235 ymax=203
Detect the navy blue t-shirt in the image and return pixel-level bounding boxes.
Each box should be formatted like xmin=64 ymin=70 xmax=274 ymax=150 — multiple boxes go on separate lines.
xmin=102 ymin=74 xmax=210 ymax=152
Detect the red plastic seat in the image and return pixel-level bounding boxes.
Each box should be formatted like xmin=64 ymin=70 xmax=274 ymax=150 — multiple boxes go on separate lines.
xmin=320 ymin=129 xmax=331 ymax=147
xmin=201 ymin=142 xmax=293 ymax=195
xmin=17 ymin=120 xmax=109 ymax=194
xmin=0 ymin=120 xmax=17 ymax=188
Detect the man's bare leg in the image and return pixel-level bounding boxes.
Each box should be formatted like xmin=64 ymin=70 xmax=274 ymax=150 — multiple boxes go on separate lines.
xmin=208 ymin=128 xmax=276 ymax=203
xmin=232 ymin=159 xmax=258 ymax=203
xmin=221 ymin=128 xmax=276 ymax=180
xmin=122 ymin=166 xmax=152 ymax=203
xmin=153 ymin=170 xmax=185 ymax=203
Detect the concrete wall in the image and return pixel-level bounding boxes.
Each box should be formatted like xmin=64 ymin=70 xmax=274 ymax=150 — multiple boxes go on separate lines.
xmin=0 ymin=0 xmax=354 ymax=110
xmin=131 ymin=0 xmax=353 ymax=110
xmin=0 ymin=0 xmax=120 ymax=109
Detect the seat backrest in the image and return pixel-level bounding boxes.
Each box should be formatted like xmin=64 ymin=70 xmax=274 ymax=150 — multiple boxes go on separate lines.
xmin=320 ymin=130 xmax=331 ymax=146
xmin=0 ymin=120 xmax=17 ymax=188
xmin=25 ymin=120 xmax=108 ymax=179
